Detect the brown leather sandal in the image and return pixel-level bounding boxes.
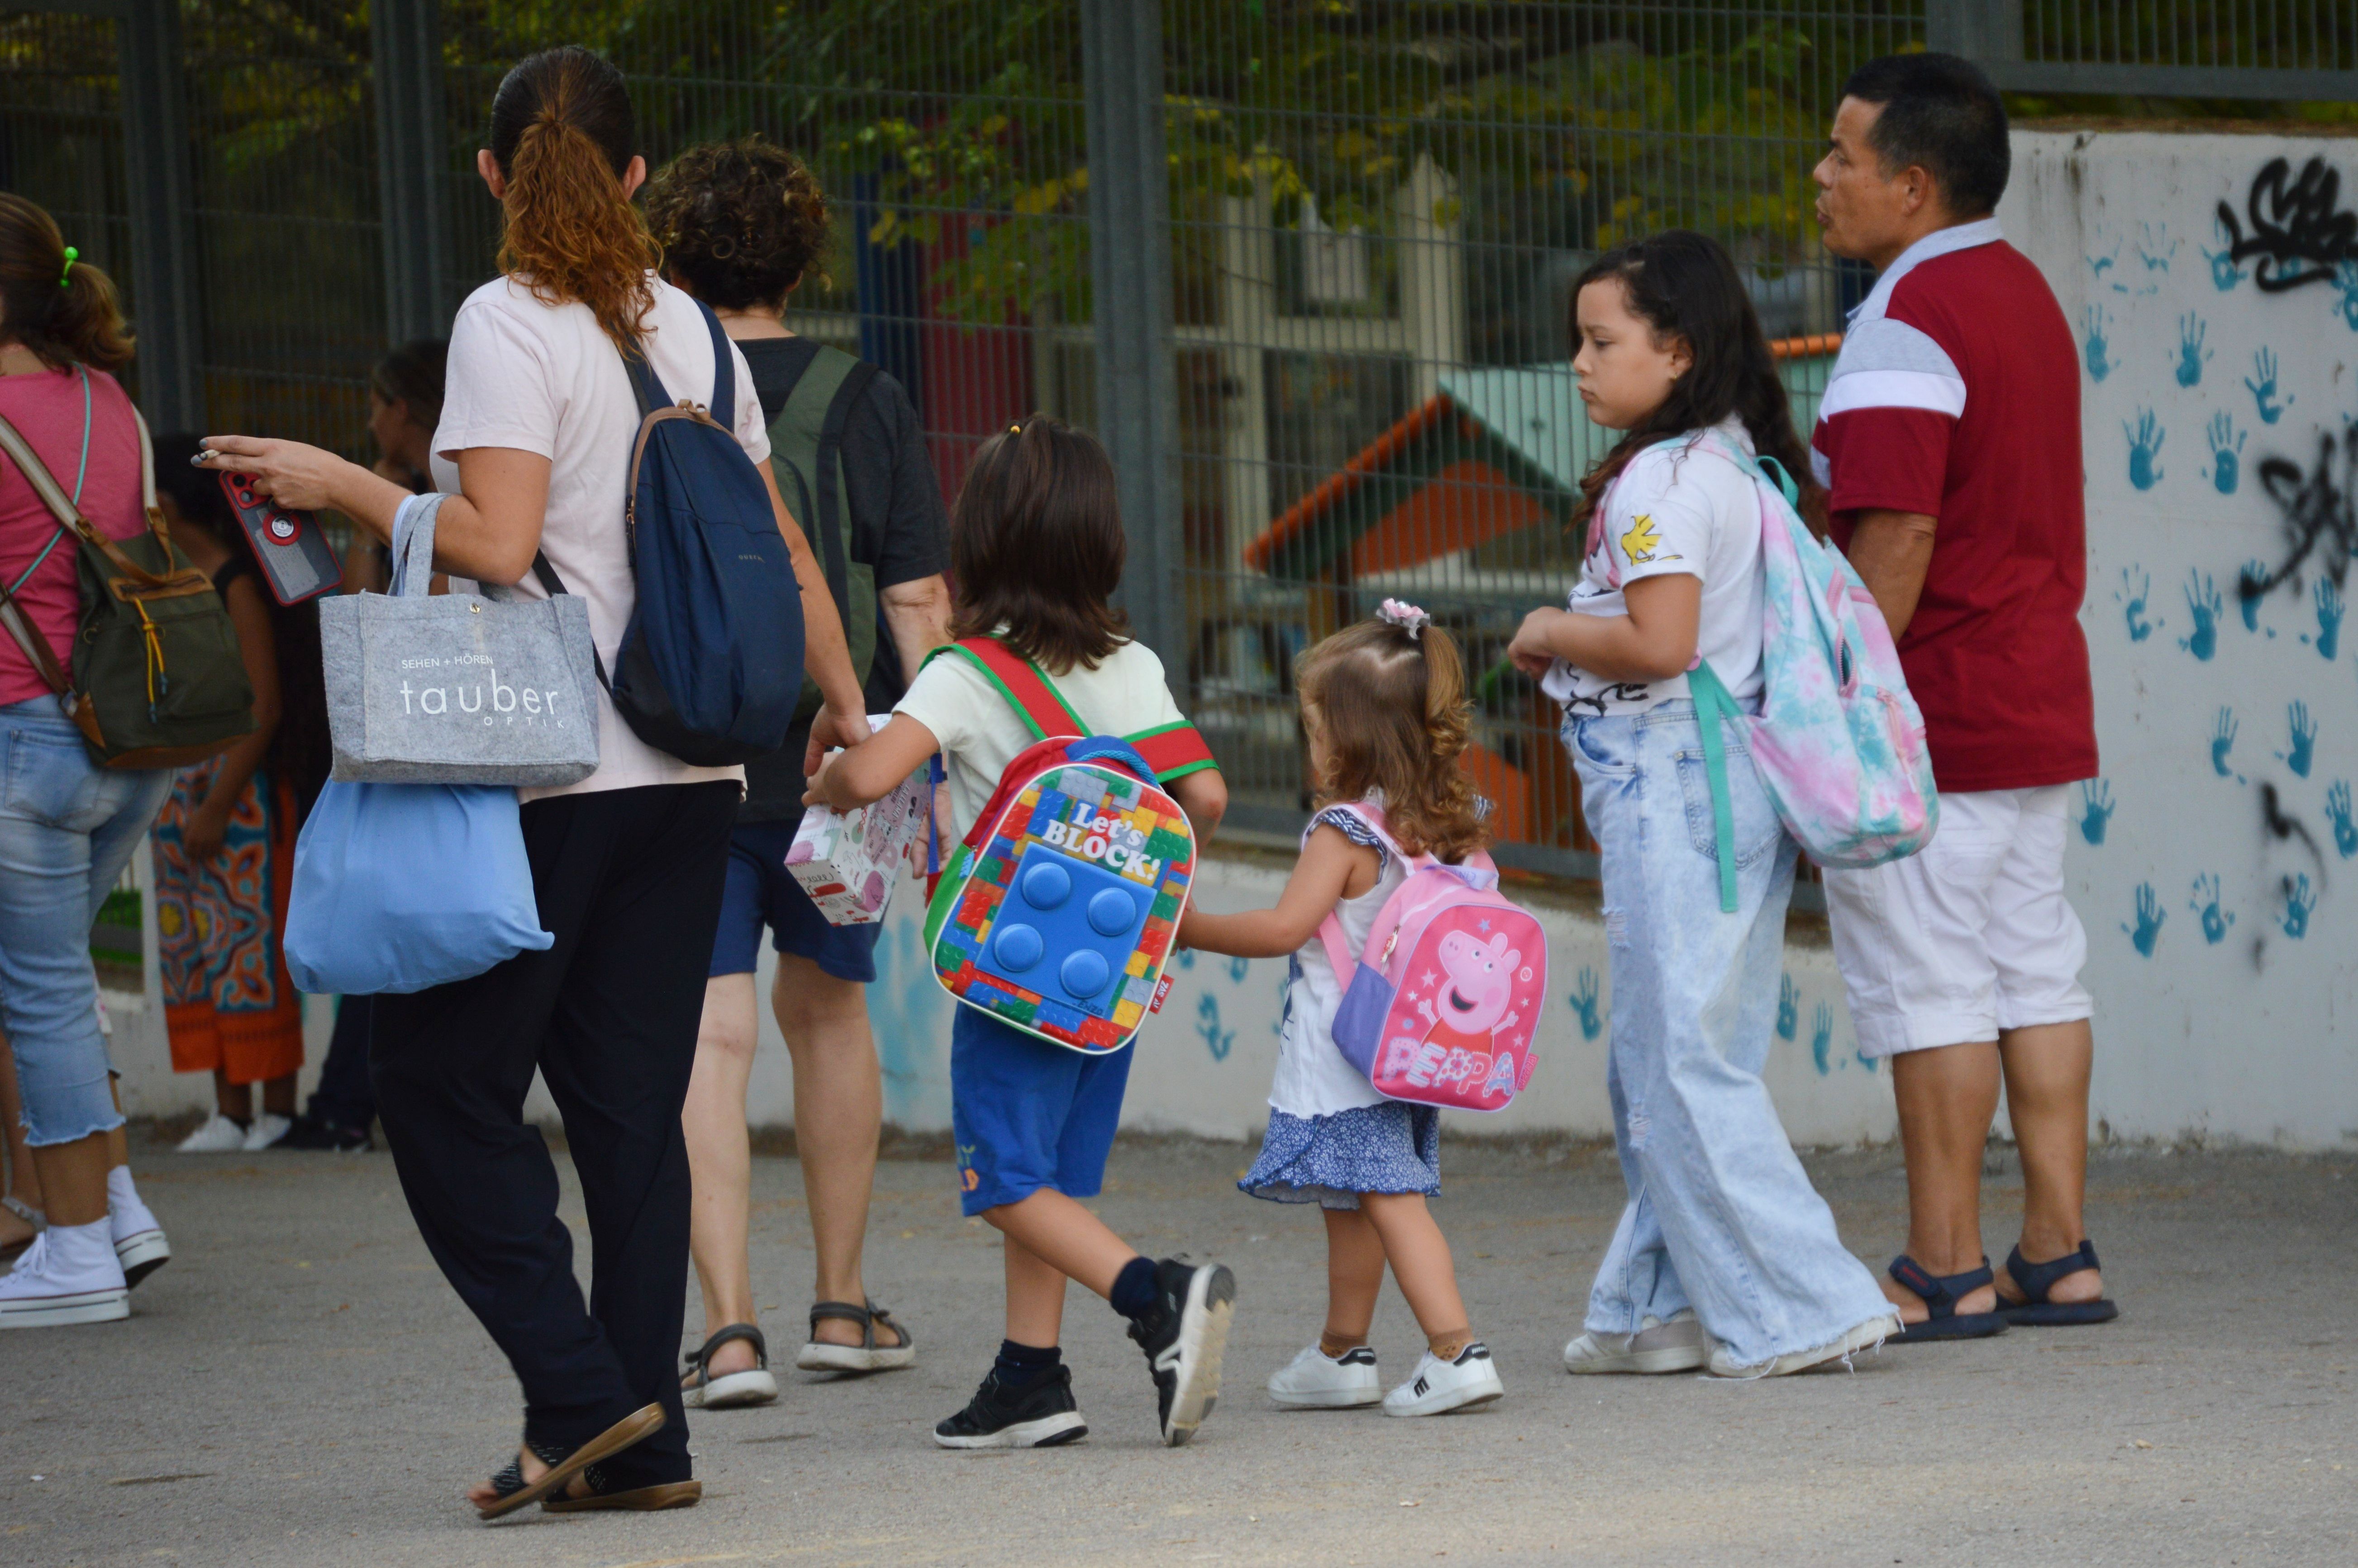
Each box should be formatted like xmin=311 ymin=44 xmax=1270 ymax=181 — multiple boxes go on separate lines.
xmin=543 ymin=1463 xmax=702 ymax=1513
xmin=474 ymin=1402 xmax=664 ymax=1522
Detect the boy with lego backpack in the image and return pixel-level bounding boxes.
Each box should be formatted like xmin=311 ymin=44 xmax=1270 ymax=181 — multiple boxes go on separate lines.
xmin=806 ymin=415 xmax=1235 ymax=1449
xmin=1507 ymin=231 xmax=1905 ymax=1379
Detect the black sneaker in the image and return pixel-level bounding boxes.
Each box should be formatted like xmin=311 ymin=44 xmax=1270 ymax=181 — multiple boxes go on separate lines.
xmin=273 ymin=1115 xmax=372 ymax=1153
xmin=1124 ymin=1257 xmax=1237 ymax=1447
xmin=932 ymin=1365 xmax=1088 ymax=1450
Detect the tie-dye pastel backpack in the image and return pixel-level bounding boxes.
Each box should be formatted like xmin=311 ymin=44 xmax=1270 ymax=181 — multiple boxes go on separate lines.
xmin=921 ymin=639 xmax=1216 ymax=1053
xmin=1683 ymin=431 xmax=1938 ymax=912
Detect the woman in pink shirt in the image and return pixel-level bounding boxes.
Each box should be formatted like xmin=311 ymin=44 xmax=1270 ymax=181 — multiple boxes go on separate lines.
xmin=0 ymin=194 xmax=177 ymax=1331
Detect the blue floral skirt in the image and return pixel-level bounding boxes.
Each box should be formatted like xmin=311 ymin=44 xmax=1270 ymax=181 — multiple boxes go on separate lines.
xmin=1239 ymin=1102 xmax=1440 ymax=1211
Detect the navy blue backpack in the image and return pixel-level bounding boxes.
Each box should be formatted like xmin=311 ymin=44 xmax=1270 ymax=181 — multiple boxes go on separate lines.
xmin=556 ymin=300 xmax=805 ymax=766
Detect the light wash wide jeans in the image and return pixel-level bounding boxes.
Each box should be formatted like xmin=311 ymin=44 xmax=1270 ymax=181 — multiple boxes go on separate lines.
xmin=1569 ymin=701 xmax=1891 ymax=1368
xmin=0 ymin=696 xmax=172 ymax=1145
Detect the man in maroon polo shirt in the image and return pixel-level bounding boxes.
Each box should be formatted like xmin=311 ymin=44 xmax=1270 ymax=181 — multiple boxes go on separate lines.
xmin=1811 ymin=53 xmax=2116 ymax=1340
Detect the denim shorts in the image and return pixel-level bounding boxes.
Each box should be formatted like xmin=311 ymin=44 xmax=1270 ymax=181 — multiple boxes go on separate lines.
xmin=949 ymin=1005 xmax=1133 ymax=1216
xmin=0 ymin=697 xmax=172 ymax=1144
xmin=707 ymin=816 xmax=885 ymax=982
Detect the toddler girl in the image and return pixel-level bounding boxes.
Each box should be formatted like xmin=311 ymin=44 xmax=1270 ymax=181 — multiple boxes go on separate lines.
xmin=1507 ymin=230 xmax=1898 ymax=1377
xmin=1180 ymin=608 xmax=1503 ymax=1416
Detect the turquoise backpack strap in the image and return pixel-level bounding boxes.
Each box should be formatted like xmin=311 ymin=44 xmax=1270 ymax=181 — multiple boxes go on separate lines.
xmin=1753 ymin=453 xmax=1802 ymax=508
xmin=1685 ymin=660 xmax=1743 ymax=915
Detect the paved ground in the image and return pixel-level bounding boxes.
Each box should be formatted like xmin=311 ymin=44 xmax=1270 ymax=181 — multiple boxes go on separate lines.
xmin=2 ymin=1127 xmax=2353 ymax=1567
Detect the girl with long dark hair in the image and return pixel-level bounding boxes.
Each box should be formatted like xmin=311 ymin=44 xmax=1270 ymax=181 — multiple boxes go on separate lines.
xmin=195 ymin=45 xmax=870 ymax=1514
xmin=1508 ymin=231 xmax=1897 ymax=1378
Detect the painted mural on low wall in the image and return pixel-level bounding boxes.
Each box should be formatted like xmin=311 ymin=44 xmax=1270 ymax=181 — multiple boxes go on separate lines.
xmin=2004 ymin=130 xmax=2358 ymax=1146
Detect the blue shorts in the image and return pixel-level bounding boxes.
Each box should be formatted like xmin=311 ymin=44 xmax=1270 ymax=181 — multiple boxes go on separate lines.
xmin=950 ymin=1005 xmax=1133 ymax=1216
xmin=707 ymin=818 xmax=884 ymax=983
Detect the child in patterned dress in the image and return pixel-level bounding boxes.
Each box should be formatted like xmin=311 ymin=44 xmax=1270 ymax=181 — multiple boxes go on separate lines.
xmin=1179 ymin=607 xmax=1504 ymax=1417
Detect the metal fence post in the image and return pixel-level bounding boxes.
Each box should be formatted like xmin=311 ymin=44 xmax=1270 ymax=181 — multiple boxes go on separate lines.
xmin=372 ymin=0 xmax=451 ymax=344
xmin=116 ymin=0 xmax=203 ymax=431
xmin=1079 ymin=0 xmax=1178 ymax=661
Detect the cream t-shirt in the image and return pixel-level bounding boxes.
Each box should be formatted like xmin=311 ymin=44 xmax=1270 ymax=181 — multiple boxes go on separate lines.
xmin=431 ymin=272 xmax=771 ymax=801
xmin=894 ymin=639 xmax=1188 ymax=842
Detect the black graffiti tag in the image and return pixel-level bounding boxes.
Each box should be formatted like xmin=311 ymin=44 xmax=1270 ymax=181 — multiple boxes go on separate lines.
xmin=2217 ymin=156 xmax=2358 ymax=293
xmin=2236 ymin=419 xmax=2358 ymax=611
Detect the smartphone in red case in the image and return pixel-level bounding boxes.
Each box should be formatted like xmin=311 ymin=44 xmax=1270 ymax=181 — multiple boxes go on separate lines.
xmin=218 ymin=472 xmax=343 ymax=605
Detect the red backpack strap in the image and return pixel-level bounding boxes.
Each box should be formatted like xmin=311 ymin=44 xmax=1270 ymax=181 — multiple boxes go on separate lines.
xmin=928 ymin=638 xmax=1086 ymax=739
xmin=1123 ymin=719 xmax=1219 ymax=784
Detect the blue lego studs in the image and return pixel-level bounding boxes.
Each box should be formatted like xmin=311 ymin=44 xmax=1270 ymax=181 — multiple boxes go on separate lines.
xmin=973 ymin=843 xmax=1157 ymax=1018
xmin=1088 ymin=886 xmax=1140 ymax=936
xmin=992 ymin=922 xmax=1044 ymax=972
xmin=1061 ymin=950 xmax=1111 ymax=998
xmin=1022 ymin=861 xmax=1072 ymax=910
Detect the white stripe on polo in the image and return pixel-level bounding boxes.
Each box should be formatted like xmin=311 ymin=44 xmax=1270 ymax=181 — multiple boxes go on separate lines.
xmin=1819 ymin=368 xmax=1967 ymax=420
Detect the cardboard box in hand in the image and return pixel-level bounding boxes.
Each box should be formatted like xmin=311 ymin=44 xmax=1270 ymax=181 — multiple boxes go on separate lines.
xmin=785 ymin=718 xmax=929 ymax=925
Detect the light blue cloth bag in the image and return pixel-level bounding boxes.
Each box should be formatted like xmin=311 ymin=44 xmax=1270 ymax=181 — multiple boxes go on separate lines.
xmin=284 ymin=500 xmax=555 ymax=995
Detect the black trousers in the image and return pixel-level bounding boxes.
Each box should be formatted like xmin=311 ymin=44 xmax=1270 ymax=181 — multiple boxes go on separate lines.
xmin=371 ymin=781 xmax=737 ymax=1484
xmin=305 ymin=995 xmax=374 ymax=1130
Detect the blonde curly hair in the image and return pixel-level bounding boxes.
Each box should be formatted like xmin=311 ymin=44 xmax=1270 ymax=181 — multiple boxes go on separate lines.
xmin=1297 ymin=617 xmax=1489 ymax=865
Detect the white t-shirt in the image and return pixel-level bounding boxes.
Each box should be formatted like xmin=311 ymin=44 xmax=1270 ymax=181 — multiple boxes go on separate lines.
xmin=431 ymin=272 xmax=772 ymax=801
xmin=894 ymin=639 xmax=1188 ymax=842
xmin=1541 ymin=417 xmax=1767 ymax=719
xmin=1269 ymin=803 xmax=1408 ymax=1120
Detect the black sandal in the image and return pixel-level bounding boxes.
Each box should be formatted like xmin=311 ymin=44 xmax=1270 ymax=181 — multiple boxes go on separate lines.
xmin=543 ymin=1462 xmax=703 ymax=1513
xmin=681 ymin=1322 xmax=778 ymax=1409
xmin=796 ymin=1298 xmax=917 ymax=1373
xmin=473 ymin=1402 xmax=666 ymax=1521
xmin=1886 ymin=1254 xmax=2010 ymax=1343
xmin=1997 ymin=1240 xmax=2120 ymax=1326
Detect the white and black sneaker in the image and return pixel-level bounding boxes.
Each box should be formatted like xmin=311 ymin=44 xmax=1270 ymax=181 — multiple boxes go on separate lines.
xmin=1125 ymin=1257 xmax=1236 ymax=1446
xmin=1267 ymin=1343 xmax=1381 ymax=1408
xmin=1382 ymin=1342 xmax=1505 ymax=1417
xmin=933 ymin=1365 xmax=1089 ymax=1450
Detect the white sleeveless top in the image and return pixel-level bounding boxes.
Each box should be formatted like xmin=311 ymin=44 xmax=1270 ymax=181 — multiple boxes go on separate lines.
xmin=1268 ymin=802 xmax=1409 ymax=1120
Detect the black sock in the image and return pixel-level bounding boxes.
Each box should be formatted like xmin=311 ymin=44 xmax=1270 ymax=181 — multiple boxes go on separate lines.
xmin=994 ymin=1339 xmax=1062 ymax=1385
xmin=1109 ymin=1255 xmax=1161 ymax=1321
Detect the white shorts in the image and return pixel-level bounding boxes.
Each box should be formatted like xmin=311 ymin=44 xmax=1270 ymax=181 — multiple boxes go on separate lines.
xmin=1822 ymin=786 xmax=2094 ymax=1059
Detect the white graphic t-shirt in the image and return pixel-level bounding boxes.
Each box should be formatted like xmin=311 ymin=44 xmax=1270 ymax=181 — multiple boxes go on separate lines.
xmin=1541 ymin=416 xmax=1768 ymax=719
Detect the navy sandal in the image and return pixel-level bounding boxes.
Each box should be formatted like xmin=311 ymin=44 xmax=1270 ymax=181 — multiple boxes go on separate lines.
xmin=1886 ymin=1254 xmax=2010 ymax=1343
xmin=543 ymin=1462 xmax=703 ymax=1513
xmin=1997 ymin=1241 xmax=2119 ymax=1326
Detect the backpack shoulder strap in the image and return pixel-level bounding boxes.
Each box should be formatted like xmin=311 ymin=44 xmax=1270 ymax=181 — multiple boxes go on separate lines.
xmin=778 ymin=345 xmax=879 ymax=619
xmin=1121 ymin=719 xmax=1219 ymax=783
xmin=696 ymin=299 xmax=735 ymax=431
xmin=0 ymin=412 xmax=75 ymax=699
xmin=928 ymin=638 xmax=1086 ymax=741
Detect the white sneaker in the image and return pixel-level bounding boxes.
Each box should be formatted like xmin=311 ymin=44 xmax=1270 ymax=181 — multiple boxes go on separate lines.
xmin=108 ymin=1168 xmax=169 ymax=1290
xmin=0 ymin=1222 xmax=129 ymax=1328
xmin=1564 ymin=1310 xmax=1707 ymax=1374
xmin=176 ymin=1114 xmax=250 ymax=1153
xmin=1381 ymin=1343 xmax=1504 ymax=1416
xmin=1708 ymin=1312 xmax=1903 ymax=1379
xmin=1267 ymin=1344 xmax=1381 ymax=1408
xmin=241 ymin=1113 xmax=292 ymax=1152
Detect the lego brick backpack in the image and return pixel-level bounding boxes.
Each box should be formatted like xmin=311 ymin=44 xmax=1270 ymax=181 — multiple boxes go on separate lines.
xmin=921 ymin=638 xmax=1217 ymax=1054
xmin=1313 ymin=803 xmax=1547 ymax=1111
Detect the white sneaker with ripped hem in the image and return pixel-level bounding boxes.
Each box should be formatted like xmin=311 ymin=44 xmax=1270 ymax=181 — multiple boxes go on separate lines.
xmin=175 ymin=1114 xmax=249 ymax=1153
xmin=1267 ymin=1344 xmax=1381 ymax=1408
xmin=1381 ymin=1343 xmax=1504 ymax=1416
xmin=1564 ymin=1309 xmax=1706 ymax=1374
xmin=1707 ymin=1312 xmax=1903 ymax=1379
xmin=0 ymin=1221 xmax=129 ymax=1328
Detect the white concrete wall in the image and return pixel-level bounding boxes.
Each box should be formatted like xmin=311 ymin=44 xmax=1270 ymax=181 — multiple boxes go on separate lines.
xmin=2001 ymin=130 xmax=2358 ymax=1149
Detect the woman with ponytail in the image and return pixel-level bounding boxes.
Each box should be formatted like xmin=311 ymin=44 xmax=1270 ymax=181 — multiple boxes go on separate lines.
xmin=0 ymin=195 xmax=177 ymax=1331
xmin=1509 ymin=231 xmax=1897 ymax=1380
xmin=197 ymin=45 xmax=870 ymax=1516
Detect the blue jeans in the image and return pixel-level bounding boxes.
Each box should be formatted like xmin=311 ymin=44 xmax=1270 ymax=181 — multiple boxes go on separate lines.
xmin=1569 ymin=701 xmax=1890 ymax=1367
xmin=0 ymin=697 xmax=172 ymax=1145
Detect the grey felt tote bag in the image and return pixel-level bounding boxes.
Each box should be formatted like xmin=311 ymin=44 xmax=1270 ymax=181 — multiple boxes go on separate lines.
xmin=318 ymin=492 xmax=601 ymax=786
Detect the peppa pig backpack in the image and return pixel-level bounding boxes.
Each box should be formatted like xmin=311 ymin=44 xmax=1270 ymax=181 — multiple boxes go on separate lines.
xmin=921 ymin=639 xmax=1216 ymax=1054
xmin=1673 ymin=430 xmax=1939 ymax=914
xmin=1313 ymin=804 xmax=1547 ymax=1112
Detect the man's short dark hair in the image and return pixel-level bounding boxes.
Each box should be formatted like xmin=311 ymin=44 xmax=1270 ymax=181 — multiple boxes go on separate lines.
xmin=1840 ymin=52 xmax=2010 ymax=218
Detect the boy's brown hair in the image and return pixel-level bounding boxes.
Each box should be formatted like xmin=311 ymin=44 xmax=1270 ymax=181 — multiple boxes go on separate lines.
xmin=1298 ymin=617 xmax=1489 ymax=865
xmin=948 ymin=414 xmax=1131 ymax=673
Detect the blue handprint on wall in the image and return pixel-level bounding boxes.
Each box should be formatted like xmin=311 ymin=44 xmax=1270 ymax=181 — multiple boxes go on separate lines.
xmin=2239 ymin=560 xmax=2272 ymax=634
xmin=1569 ymin=967 xmax=1604 ymax=1043
xmin=2337 ymin=259 xmax=2358 ymax=333
xmin=2245 ymin=348 xmax=2294 ymax=424
xmin=2314 ymin=581 xmax=2343 ymax=661
xmin=2137 ymin=222 xmax=2177 ymax=278
xmin=2206 ymin=412 xmax=2245 ymax=496
xmin=2211 ymin=705 xmax=2239 ymax=777
xmin=1225 ymin=954 xmax=1250 ymax=985
xmin=2202 ymin=236 xmax=2245 ymax=292
xmin=1810 ymin=1001 xmax=1834 ymax=1076
xmin=2076 ymin=779 xmax=2115 ymax=845
xmin=2173 ymin=312 xmax=2211 ymax=387
xmin=1776 ymin=974 xmax=1798 ymax=1042
xmin=1173 ymin=947 xmax=1196 ymax=970
xmin=2180 ymin=572 xmax=2220 ymax=661
xmin=2328 ymin=782 xmax=2358 ymax=859
xmin=2189 ymin=873 xmax=2234 ymax=946
xmin=2116 ymin=568 xmax=2154 ymax=642
xmin=2279 ymin=874 xmax=2316 ymax=940
xmin=2283 ymin=701 xmax=2318 ymax=778
xmin=2125 ymin=410 xmax=2165 ymax=491
xmin=2122 ymin=882 xmax=2166 ymax=957
xmin=1195 ymin=993 xmax=1235 ymax=1061
xmin=2081 ymin=305 xmax=2113 ymax=382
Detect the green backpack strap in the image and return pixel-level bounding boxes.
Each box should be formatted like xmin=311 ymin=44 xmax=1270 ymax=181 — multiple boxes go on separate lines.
xmin=771 ymin=343 xmax=881 ymax=721
xmin=1686 ymin=659 xmax=1743 ymax=915
xmin=919 ymin=639 xmax=1218 ymax=784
